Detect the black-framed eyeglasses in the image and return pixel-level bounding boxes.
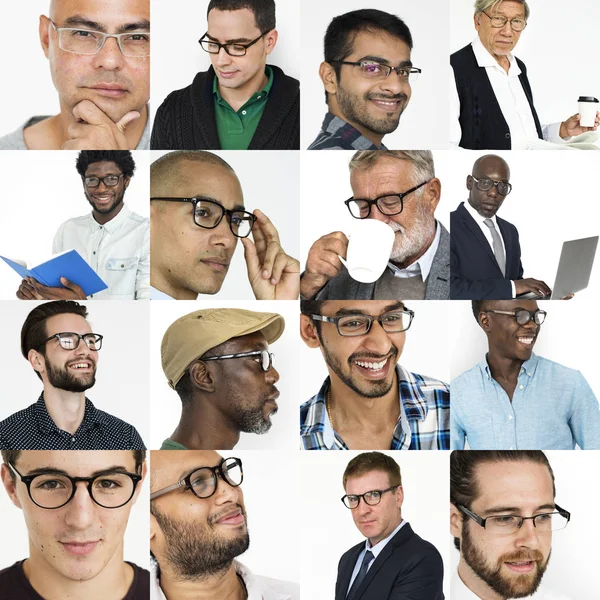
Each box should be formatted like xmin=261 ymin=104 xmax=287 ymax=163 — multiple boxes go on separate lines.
xmin=455 ymin=503 xmax=570 ymax=534
xmin=198 ymin=30 xmax=271 ymax=56
xmin=330 ymin=60 xmax=421 ymax=82
xmin=485 ymin=309 xmax=546 ymax=326
xmin=471 ymin=175 xmax=512 ymax=196
xmin=311 ymin=308 xmax=414 ymax=337
xmin=50 ymin=20 xmax=150 ymax=57
xmin=345 ymin=181 xmax=429 ymax=219
xmin=8 ymin=463 xmax=141 ymax=509
xmin=150 ymin=197 xmax=256 ymax=238
xmin=83 ymin=173 xmax=125 ymax=188
xmin=481 ymin=11 xmax=527 ymax=32
xmin=342 ymin=485 xmax=399 ymax=509
xmin=40 ymin=332 xmax=104 ymax=351
xmin=202 ymin=350 xmax=274 ymax=372
xmin=150 ymin=457 xmax=243 ymax=501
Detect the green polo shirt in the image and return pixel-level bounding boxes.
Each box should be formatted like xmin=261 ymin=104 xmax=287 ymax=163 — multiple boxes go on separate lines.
xmin=160 ymin=438 xmax=188 ymax=450
xmin=213 ymin=66 xmax=273 ymax=150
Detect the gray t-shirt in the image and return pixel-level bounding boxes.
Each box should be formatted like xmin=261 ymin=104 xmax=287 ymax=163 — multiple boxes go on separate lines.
xmin=0 ymin=112 xmax=151 ymax=149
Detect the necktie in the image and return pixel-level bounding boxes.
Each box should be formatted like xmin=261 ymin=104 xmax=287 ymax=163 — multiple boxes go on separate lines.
xmin=346 ymin=550 xmax=374 ymax=600
xmin=483 ymin=218 xmax=506 ymax=276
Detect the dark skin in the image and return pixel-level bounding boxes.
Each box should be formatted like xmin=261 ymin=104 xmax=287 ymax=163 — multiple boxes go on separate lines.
xmin=169 ymin=331 xmax=280 ymax=450
xmin=477 ymin=299 xmax=541 ymax=401
xmin=467 ymin=154 xmax=552 ymax=297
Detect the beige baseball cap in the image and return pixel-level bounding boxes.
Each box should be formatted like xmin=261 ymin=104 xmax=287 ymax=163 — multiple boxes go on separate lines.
xmin=161 ymin=308 xmax=285 ymax=389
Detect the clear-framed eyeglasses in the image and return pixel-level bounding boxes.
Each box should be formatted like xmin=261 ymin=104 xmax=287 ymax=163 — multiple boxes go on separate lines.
xmin=150 ymin=457 xmax=243 ymax=501
xmin=8 ymin=463 xmax=141 ymax=509
xmin=481 ymin=11 xmax=527 ymax=32
xmin=202 ymin=350 xmax=274 ymax=372
xmin=83 ymin=174 xmax=124 ymax=188
xmin=330 ymin=60 xmax=421 ymax=82
xmin=345 ymin=181 xmax=429 ymax=219
xmin=311 ymin=308 xmax=414 ymax=337
xmin=471 ymin=175 xmax=512 ymax=196
xmin=342 ymin=485 xmax=399 ymax=509
xmin=50 ymin=20 xmax=150 ymax=57
xmin=41 ymin=332 xmax=103 ymax=351
xmin=485 ymin=309 xmax=546 ymax=326
xmin=198 ymin=30 xmax=271 ymax=57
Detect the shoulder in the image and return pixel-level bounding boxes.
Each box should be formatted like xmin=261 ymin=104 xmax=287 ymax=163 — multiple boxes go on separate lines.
xmin=123 ymin=210 xmax=150 ymax=229
xmin=126 ymin=562 xmax=150 ymax=595
xmin=56 ymin=214 xmax=91 ymax=231
xmin=0 ymin=126 xmax=26 ymax=150
xmin=253 ymin=574 xmax=300 ymax=599
xmin=92 ymin=407 xmax=144 ymax=444
xmin=300 ymin=393 xmax=324 ymax=430
xmin=408 ymin=371 xmax=450 ymax=397
xmin=496 ymin=213 xmax=517 ymax=230
xmin=393 ymin=528 xmax=443 ymax=569
xmin=0 ymin=403 xmax=37 ymax=435
xmin=156 ymin=73 xmax=207 ymax=112
xmin=450 ymin=44 xmax=475 ymax=63
xmin=451 ymin=362 xmax=483 ymax=388
xmin=269 ymin=65 xmax=300 ymax=91
xmin=534 ymin=355 xmax=581 ymax=380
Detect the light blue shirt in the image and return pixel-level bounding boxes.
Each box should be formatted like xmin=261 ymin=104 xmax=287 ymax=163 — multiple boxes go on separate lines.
xmin=347 ymin=519 xmax=406 ymax=595
xmin=451 ymin=353 xmax=600 ymax=450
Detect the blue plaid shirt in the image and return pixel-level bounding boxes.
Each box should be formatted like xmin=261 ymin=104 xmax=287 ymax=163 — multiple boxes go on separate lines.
xmin=307 ymin=113 xmax=388 ymax=150
xmin=300 ymin=365 xmax=450 ymax=450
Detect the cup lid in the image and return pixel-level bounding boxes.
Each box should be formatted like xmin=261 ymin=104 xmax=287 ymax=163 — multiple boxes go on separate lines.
xmin=578 ymin=96 xmax=599 ymax=103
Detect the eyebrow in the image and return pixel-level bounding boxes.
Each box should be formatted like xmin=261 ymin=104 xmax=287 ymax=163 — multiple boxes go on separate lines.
xmin=483 ymin=504 xmax=556 ymax=515
xmin=205 ymin=33 xmax=254 ymax=44
xmin=192 ymin=195 xmax=246 ymax=212
xmin=334 ymin=302 xmax=404 ymax=317
xmin=24 ymin=465 xmax=133 ymax=478
xmin=358 ymin=55 xmax=413 ymax=68
xmin=62 ymin=16 xmax=150 ymax=34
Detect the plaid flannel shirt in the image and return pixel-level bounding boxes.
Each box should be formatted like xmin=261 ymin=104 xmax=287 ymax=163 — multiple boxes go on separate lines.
xmin=307 ymin=113 xmax=388 ymax=150
xmin=300 ymin=365 xmax=450 ymax=450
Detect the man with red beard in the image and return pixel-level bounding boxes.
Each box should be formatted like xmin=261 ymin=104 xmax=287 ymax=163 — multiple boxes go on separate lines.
xmin=450 ymin=450 xmax=572 ymax=600
xmin=301 ymin=150 xmax=450 ymax=301
xmin=0 ymin=300 xmax=145 ymax=449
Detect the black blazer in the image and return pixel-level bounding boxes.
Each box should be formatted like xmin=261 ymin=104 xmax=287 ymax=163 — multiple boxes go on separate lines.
xmin=450 ymin=202 xmax=523 ymax=300
xmin=334 ymin=524 xmax=444 ymax=600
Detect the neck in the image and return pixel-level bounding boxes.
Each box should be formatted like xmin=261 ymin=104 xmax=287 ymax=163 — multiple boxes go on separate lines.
xmin=170 ymin=402 xmax=240 ymax=450
xmin=486 ymin=351 xmax=524 ymax=383
xmin=457 ymin=560 xmax=505 ymax=600
xmin=327 ymin=102 xmax=383 ymax=147
xmin=159 ymin=561 xmax=246 ymax=600
xmin=150 ymin=270 xmax=198 ymax=300
xmin=217 ymin=67 xmax=268 ymax=113
xmin=390 ymin=222 xmax=436 ymax=270
xmin=493 ymin=53 xmax=510 ymax=74
xmin=92 ymin=201 xmax=125 ymax=226
xmin=24 ymin=546 xmax=132 ymax=600
xmin=42 ymin=387 xmax=87 ymax=434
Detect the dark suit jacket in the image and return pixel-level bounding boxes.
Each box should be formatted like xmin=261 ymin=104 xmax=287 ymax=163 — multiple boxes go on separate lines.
xmin=334 ymin=524 xmax=444 ymax=600
xmin=450 ymin=202 xmax=523 ymax=299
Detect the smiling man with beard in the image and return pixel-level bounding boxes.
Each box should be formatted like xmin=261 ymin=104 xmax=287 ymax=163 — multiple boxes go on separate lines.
xmin=451 ymin=300 xmax=600 ymax=450
xmin=0 ymin=301 xmax=145 ymax=449
xmin=301 ymin=151 xmax=450 ymax=301
xmin=16 ymin=150 xmax=149 ymax=301
xmin=450 ymin=450 xmax=573 ymax=600
xmin=299 ymin=300 xmax=449 ymax=450
xmin=149 ymin=450 xmax=299 ymax=599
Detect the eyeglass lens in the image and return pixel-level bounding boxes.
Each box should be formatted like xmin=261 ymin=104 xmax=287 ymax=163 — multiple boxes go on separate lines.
xmin=343 ymin=490 xmax=383 ymax=509
xmin=337 ymin=311 xmax=410 ymax=336
xmin=200 ymin=38 xmax=248 ymax=56
xmin=189 ymin=458 xmax=243 ymax=498
xmin=475 ymin=177 xmax=511 ymax=195
xmin=84 ymin=175 xmax=122 ymax=188
xmin=486 ymin=512 xmax=568 ymax=533
xmin=515 ymin=310 xmax=545 ymax=326
xmin=258 ymin=350 xmax=273 ymax=372
xmin=56 ymin=333 xmax=103 ymax=351
xmin=193 ymin=200 xmax=254 ymax=237
xmin=57 ymin=28 xmax=150 ymax=57
xmin=347 ymin=195 xmax=403 ymax=219
xmin=359 ymin=61 xmax=419 ymax=82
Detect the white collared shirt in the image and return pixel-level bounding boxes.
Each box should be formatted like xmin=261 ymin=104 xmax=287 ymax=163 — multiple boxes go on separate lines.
xmin=52 ymin=205 xmax=149 ymax=300
xmin=450 ymin=37 xmax=564 ymax=149
xmin=386 ymin=221 xmax=441 ymax=281
xmin=150 ymin=286 xmax=174 ymax=300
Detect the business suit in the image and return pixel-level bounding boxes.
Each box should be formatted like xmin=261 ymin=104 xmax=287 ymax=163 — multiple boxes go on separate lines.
xmin=451 ymin=202 xmax=523 ymax=299
xmin=315 ymin=223 xmax=450 ymax=300
xmin=334 ymin=523 xmax=444 ymax=600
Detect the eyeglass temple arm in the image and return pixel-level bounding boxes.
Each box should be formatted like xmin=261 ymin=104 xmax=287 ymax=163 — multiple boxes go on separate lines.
xmin=150 ymin=480 xmax=185 ymax=500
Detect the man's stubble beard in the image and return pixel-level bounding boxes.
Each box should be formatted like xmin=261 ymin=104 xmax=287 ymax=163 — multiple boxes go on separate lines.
xmin=226 ymin=382 xmax=275 ymax=435
xmin=44 ymin=356 xmax=96 ymax=393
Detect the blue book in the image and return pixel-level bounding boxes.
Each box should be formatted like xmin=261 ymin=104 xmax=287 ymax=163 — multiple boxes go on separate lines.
xmin=1 ymin=250 xmax=108 ymax=297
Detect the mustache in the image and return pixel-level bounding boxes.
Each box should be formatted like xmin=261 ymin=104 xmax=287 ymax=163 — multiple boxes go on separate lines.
xmin=366 ymin=92 xmax=408 ymax=102
xmin=347 ymin=348 xmax=398 ymax=365
xmin=209 ymin=503 xmax=246 ymax=526
xmin=500 ymin=549 xmax=545 ymax=564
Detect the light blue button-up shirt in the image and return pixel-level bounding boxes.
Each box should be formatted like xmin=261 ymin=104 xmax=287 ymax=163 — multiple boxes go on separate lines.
xmin=451 ymin=353 xmax=600 ymax=450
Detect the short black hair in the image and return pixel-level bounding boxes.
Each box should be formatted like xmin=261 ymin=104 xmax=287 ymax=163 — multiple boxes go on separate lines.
xmin=471 ymin=300 xmax=489 ymax=324
xmin=207 ymin=0 xmax=276 ymax=32
xmin=75 ymin=151 xmax=137 ymax=179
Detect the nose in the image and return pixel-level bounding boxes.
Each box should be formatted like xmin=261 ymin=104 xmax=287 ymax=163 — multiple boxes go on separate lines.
xmin=63 ymin=483 xmax=96 ymax=529
xmin=213 ymin=475 xmax=241 ymax=505
xmin=92 ymin=35 xmax=126 ymax=70
xmin=486 ymin=183 xmax=498 ymax=198
xmin=215 ymin=46 xmax=233 ymax=66
xmin=514 ymin=518 xmax=542 ymax=549
xmin=369 ymin=205 xmax=392 ymax=224
xmin=499 ymin=20 xmax=513 ymax=35
xmin=265 ymin=365 xmax=280 ymax=384
xmin=208 ymin=217 xmax=236 ymax=248
xmin=378 ymin=74 xmax=404 ymax=96
xmin=363 ymin=319 xmax=396 ymax=355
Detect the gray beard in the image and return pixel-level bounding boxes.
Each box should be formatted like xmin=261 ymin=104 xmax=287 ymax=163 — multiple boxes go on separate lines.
xmin=389 ymin=204 xmax=435 ymax=264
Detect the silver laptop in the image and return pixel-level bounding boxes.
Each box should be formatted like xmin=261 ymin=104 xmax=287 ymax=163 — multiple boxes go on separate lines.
xmin=517 ymin=236 xmax=599 ymax=300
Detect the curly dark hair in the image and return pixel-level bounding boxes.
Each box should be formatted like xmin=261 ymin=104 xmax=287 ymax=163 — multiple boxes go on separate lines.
xmin=75 ymin=151 xmax=136 ymax=178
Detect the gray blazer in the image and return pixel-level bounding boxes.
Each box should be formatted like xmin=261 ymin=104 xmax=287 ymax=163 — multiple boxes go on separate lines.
xmin=314 ymin=222 xmax=450 ymax=300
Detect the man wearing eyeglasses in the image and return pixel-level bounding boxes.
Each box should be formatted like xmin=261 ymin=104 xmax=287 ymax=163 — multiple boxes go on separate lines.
xmin=301 ymin=150 xmax=450 ymax=301
xmin=450 ymin=450 xmax=572 ymax=599
xmin=450 ymin=0 xmax=599 ymax=149
xmin=150 ymin=451 xmax=299 ymax=599
xmin=309 ymin=9 xmax=420 ymax=151
xmin=451 ymin=300 xmax=600 ymax=450
xmin=0 ymin=300 xmax=145 ymax=450
xmin=150 ymin=150 xmax=299 ymax=300
xmin=0 ymin=0 xmax=150 ymax=150
xmin=159 ymin=308 xmax=284 ymax=450
xmin=0 ymin=449 xmax=148 ymax=600
xmin=16 ymin=150 xmax=150 ymax=301
xmin=451 ymin=154 xmax=551 ymax=300
xmin=336 ymin=452 xmax=443 ymax=599
xmin=300 ymin=299 xmax=449 ymax=450
xmin=151 ymin=0 xmax=299 ymax=150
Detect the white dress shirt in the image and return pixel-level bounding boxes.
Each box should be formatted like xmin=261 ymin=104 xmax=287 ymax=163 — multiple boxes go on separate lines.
xmin=463 ymin=200 xmax=516 ymax=297
xmin=150 ymin=286 xmax=174 ymax=300
xmin=450 ymin=37 xmax=565 ymax=149
xmin=386 ymin=221 xmax=441 ymax=281
xmin=53 ymin=205 xmax=149 ymax=300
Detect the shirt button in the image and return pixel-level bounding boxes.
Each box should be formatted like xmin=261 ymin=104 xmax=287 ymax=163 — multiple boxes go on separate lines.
xmin=519 ymin=385 xmax=524 ymax=390
xmin=121 ymin=263 xmax=124 ymax=268
xmin=508 ymin=415 xmax=513 ymax=420
xmin=93 ymin=251 xmax=96 ymax=255
xmin=509 ymin=446 xmax=514 ymax=450
xmin=241 ymin=110 xmax=247 ymax=115
xmin=505 ymin=133 xmax=511 ymax=138
xmin=71 ymin=437 xmax=75 ymax=442
xmin=521 ymin=368 xmax=525 ymax=374
xmin=257 ymin=95 xmax=261 ymax=99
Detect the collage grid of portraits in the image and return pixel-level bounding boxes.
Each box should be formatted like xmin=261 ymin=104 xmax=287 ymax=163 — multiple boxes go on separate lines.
xmin=0 ymin=1 xmax=598 ymax=600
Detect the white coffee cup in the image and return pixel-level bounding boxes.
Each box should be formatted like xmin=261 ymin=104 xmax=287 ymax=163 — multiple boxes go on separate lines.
xmin=339 ymin=219 xmax=395 ymax=283
xmin=578 ymin=96 xmax=599 ymax=127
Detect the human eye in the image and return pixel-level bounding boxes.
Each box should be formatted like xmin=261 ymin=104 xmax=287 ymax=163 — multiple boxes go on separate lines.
xmin=124 ymin=33 xmax=150 ymax=43
xmin=231 ymin=44 xmax=246 ymax=54
xmin=535 ymin=513 xmax=553 ymax=523
xmin=341 ymin=317 xmax=367 ymax=329
xmin=490 ymin=515 xmax=519 ymax=527
xmin=382 ymin=312 xmax=404 ymax=323
xmin=361 ymin=61 xmax=384 ymax=76
xmin=94 ymin=478 xmax=121 ymax=490
xmin=396 ymin=68 xmax=410 ymax=79
xmin=58 ymin=334 xmax=77 ymax=350
xmin=364 ymin=490 xmax=381 ymax=502
xmin=70 ymin=29 xmax=100 ymax=39
xmin=34 ymin=477 xmax=68 ymax=491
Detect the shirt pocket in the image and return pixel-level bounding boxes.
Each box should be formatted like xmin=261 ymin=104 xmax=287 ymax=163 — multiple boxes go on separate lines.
xmin=105 ymin=257 xmax=138 ymax=297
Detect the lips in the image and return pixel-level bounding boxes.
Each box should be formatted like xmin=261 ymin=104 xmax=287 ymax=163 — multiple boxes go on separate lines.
xmin=60 ymin=541 xmax=99 ymax=556
xmin=86 ymin=83 xmax=128 ymax=98
xmin=67 ymin=359 xmax=94 ymax=373
xmin=351 ymin=354 xmax=394 ymax=380
xmin=218 ymin=70 xmax=239 ymax=79
xmin=200 ymin=257 xmax=230 ymax=272
xmin=504 ymin=560 xmax=535 ymax=574
xmin=215 ymin=507 xmax=245 ymax=526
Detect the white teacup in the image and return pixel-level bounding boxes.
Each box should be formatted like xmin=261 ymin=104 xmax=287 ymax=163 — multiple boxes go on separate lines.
xmin=339 ymin=219 xmax=395 ymax=283
xmin=578 ymin=96 xmax=598 ymax=128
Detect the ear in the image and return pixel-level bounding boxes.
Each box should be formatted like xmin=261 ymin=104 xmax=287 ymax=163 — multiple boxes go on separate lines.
xmin=150 ymin=507 xmax=160 ymax=548
xmin=394 ymin=485 xmax=404 ymax=510
xmin=423 ymin=177 xmax=441 ymax=213
xmin=300 ymin=314 xmax=321 ymax=349
xmin=1 ymin=464 xmax=23 ymax=510
xmin=264 ymin=29 xmax=278 ymax=55
xmin=479 ymin=310 xmax=491 ymax=332
xmin=28 ymin=349 xmax=45 ymax=377
xmin=450 ymin=502 xmax=464 ymax=540
xmin=39 ymin=15 xmax=51 ymax=59
xmin=319 ymin=62 xmax=338 ymax=97
xmin=124 ymin=176 xmax=131 ymax=190
xmin=189 ymin=361 xmax=216 ymax=393
xmin=466 ymin=174 xmax=474 ymax=191
xmin=473 ymin=12 xmax=482 ymax=31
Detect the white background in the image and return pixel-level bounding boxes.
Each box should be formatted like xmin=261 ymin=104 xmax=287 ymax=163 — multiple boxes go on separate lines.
xmin=0 ymin=451 xmax=149 ymax=569
xmin=297 ymin=300 xmax=451 ymax=405
xmin=150 ymin=0 xmax=301 ymax=125
xmin=298 ymin=451 xmax=449 ymax=599
xmin=0 ymin=150 xmax=150 ymax=300
xmin=300 ymin=0 xmax=450 ymax=150
xmin=0 ymin=300 xmax=150 ymax=445
xmin=448 ymin=450 xmax=600 ymax=600
xmin=149 ymin=300 xmax=303 ymax=450
xmin=450 ymin=0 xmax=600 ymax=127
xmin=150 ymin=149 xmax=300 ymax=300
